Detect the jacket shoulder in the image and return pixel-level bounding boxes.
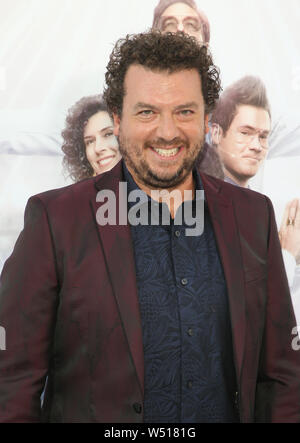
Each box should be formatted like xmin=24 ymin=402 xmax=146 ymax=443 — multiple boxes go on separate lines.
xmin=30 ymin=161 xmax=123 ymax=209
xmin=201 ymin=172 xmax=270 ymax=206
xmin=29 ymin=176 xmax=98 ymax=209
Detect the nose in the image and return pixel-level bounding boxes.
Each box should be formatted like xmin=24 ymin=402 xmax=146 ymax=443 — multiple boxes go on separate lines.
xmin=177 ymin=22 xmax=184 ymax=32
xmin=249 ymin=135 xmax=263 ymax=152
xmin=94 ymin=138 xmax=109 ymax=154
xmin=156 ymin=114 xmax=181 ymax=141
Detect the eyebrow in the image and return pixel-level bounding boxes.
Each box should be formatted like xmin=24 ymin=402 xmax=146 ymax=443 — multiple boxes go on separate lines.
xmin=175 ymin=102 xmax=199 ymax=111
xmin=84 ymin=126 xmax=113 ymax=139
xmin=162 ymin=15 xmax=199 ymax=21
xmin=133 ymin=102 xmax=159 ymax=112
xmin=133 ymin=102 xmax=199 ymax=112
xmin=238 ymin=125 xmax=270 ymax=134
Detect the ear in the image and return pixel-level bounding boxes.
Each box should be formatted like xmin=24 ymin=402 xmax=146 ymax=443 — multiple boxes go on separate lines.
xmin=211 ymin=123 xmax=222 ymax=145
xmin=205 ymin=115 xmax=210 ymax=134
xmin=113 ymin=113 xmax=121 ymax=137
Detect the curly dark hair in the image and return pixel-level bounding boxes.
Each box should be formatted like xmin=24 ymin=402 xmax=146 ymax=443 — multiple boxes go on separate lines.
xmin=61 ymin=95 xmax=108 ymax=182
xmin=104 ymin=31 xmax=221 ymax=117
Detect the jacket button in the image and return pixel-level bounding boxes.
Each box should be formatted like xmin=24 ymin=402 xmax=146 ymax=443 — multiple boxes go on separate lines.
xmin=133 ymin=403 xmax=142 ymax=414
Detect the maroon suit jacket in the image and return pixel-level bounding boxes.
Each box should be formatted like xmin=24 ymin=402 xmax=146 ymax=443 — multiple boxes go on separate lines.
xmin=0 ymin=161 xmax=300 ymax=423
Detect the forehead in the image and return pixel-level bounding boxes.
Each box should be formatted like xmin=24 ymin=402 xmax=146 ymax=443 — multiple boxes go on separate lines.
xmin=231 ymin=105 xmax=271 ymax=130
xmin=123 ymin=64 xmax=203 ymax=107
xmin=161 ymin=2 xmax=199 ymax=18
xmin=84 ymin=111 xmax=112 ymax=135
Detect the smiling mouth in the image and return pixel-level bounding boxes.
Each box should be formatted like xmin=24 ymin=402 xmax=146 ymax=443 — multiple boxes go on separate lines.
xmin=243 ymin=156 xmax=261 ymax=161
xmin=150 ymin=146 xmax=183 ymax=158
xmin=97 ymin=156 xmax=115 ymax=167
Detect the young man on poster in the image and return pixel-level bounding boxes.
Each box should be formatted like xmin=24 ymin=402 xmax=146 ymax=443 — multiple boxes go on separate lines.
xmin=0 ymin=32 xmax=299 ymax=423
xmin=211 ymin=76 xmax=300 ymax=324
xmin=210 ymin=76 xmax=271 ymax=189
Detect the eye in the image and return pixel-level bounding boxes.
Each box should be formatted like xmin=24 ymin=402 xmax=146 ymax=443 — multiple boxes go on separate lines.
xmin=138 ymin=110 xmax=155 ymax=119
xmin=178 ymin=110 xmax=194 ymax=118
xmin=104 ymin=131 xmax=114 ymax=138
xmin=185 ymin=21 xmax=197 ymax=31
xmin=163 ymin=20 xmax=177 ymax=31
xmin=85 ymin=139 xmax=94 ymax=146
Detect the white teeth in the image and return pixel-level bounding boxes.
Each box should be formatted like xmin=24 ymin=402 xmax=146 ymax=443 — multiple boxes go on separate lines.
xmin=153 ymin=147 xmax=180 ymax=157
xmin=99 ymin=157 xmax=113 ymax=166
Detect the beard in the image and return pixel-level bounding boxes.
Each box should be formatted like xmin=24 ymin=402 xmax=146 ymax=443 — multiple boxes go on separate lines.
xmin=118 ymin=128 xmax=205 ymax=190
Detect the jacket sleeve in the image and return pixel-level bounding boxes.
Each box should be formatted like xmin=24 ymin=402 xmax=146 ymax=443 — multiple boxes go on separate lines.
xmin=0 ymin=196 xmax=59 ymax=423
xmin=255 ymin=196 xmax=300 ymax=423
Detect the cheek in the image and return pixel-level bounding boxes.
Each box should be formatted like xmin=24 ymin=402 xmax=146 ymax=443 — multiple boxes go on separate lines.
xmin=85 ymin=146 xmax=93 ymax=162
xmin=106 ymin=144 xmax=121 ymax=157
xmin=187 ymin=125 xmax=204 ymax=141
xmin=218 ymin=142 xmax=241 ymax=170
xmin=110 ymin=137 xmax=120 ymax=150
xmin=222 ymin=137 xmax=245 ymax=159
xmin=222 ymin=154 xmax=238 ymax=171
xmin=229 ymin=140 xmax=244 ymax=154
xmin=182 ymin=119 xmax=204 ymax=134
xmin=121 ymin=118 xmax=154 ymax=141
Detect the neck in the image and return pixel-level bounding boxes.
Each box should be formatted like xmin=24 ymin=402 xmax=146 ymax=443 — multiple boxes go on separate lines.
xmin=225 ymin=171 xmax=249 ymax=189
xmin=128 ymin=169 xmax=195 ymax=219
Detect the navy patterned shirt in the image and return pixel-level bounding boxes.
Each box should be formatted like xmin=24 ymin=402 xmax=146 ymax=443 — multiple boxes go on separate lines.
xmin=123 ymin=162 xmax=239 ymax=423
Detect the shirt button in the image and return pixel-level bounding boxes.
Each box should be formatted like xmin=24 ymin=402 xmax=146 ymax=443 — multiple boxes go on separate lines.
xmin=175 ymin=230 xmax=181 ymax=238
xmin=187 ymin=328 xmax=194 ymax=337
xmin=133 ymin=403 xmax=143 ymax=414
xmin=181 ymin=278 xmax=188 ymax=286
xmin=234 ymin=392 xmax=239 ymax=405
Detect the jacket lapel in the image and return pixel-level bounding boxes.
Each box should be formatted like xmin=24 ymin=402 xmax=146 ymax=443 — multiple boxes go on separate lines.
xmin=90 ymin=162 xmax=144 ymax=396
xmin=201 ymin=174 xmax=246 ymax=385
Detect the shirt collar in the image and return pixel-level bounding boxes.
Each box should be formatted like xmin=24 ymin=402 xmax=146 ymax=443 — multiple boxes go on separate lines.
xmin=225 ymin=176 xmax=251 ymax=190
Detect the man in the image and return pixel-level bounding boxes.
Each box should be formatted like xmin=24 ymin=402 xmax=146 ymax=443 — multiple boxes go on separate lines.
xmin=211 ymin=76 xmax=271 ymax=189
xmin=152 ymin=0 xmax=210 ymax=46
xmin=211 ymin=76 xmax=300 ymax=323
xmin=0 ymin=32 xmax=299 ymax=423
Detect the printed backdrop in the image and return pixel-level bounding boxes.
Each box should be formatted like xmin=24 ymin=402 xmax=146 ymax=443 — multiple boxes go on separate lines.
xmin=0 ymin=0 xmax=300 ymax=271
